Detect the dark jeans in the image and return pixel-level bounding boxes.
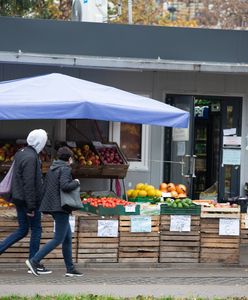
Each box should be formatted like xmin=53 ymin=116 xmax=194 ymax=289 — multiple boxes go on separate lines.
xmin=0 ymin=205 xmax=42 ymax=259
xmin=32 ymin=212 xmax=74 ymax=272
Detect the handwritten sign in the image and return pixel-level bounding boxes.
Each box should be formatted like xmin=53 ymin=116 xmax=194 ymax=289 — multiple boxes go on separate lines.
xmin=219 ymin=218 xmax=240 ymax=236
xmin=97 ymin=220 xmax=118 ymax=237
xmin=131 ymin=216 xmax=152 ymax=232
xmin=170 ymin=215 xmax=191 ymax=232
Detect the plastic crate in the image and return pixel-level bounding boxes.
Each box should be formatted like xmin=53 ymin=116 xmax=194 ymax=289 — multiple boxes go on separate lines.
xmin=128 ymin=196 xmax=160 ymax=203
xmin=160 ymin=203 xmax=201 ymax=215
xmin=81 ymin=203 xmax=140 ymax=216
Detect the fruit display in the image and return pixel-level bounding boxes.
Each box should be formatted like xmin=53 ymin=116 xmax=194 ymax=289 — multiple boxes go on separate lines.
xmin=193 ymin=199 xmax=239 ymax=208
xmin=164 ymin=197 xmax=193 ymax=208
xmin=96 ymin=145 xmax=126 ymax=165
xmin=71 ymin=144 xmax=101 ymax=167
xmin=159 ymin=182 xmax=187 ymax=198
xmin=0 ymin=143 xmax=22 ymax=163
xmin=0 ymin=197 xmax=14 ymax=208
xmin=126 ymin=182 xmax=162 ymax=202
xmin=81 ymin=196 xmax=134 ymax=208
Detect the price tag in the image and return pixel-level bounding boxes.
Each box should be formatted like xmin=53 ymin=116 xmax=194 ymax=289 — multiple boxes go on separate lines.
xmin=69 ymin=215 xmax=76 ymax=233
xmin=131 ymin=216 xmax=151 ymax=232
xmin=97 ymin=220 xmax=118 ymax=237
xmin=170 ymin=215 xmax=191 ymax=232
xmin=125 ymin=205 xmax=136 ymax=212
xmin=219 ymin=218 xmax=240 ymax=236
xmin=162 ymin=192 xmax=171 ymax=198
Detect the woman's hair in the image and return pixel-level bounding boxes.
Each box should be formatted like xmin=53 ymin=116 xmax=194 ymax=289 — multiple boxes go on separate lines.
xmin=57 ymin=146 xmax=73 ymax=162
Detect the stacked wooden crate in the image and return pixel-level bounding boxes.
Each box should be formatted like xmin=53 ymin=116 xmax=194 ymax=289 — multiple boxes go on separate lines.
xmin=118 ymin=216 xmax=160 ymax=263
xmin=159 ymin=215 xmax=200 ymax=263
xmin=240 ymin=213 xmax=248 ymax=245
xmin=0 ymin=211 xmax=78 ymax=264
xmin=77 ymin=213 xmax=119 ymax=263
xmin=200 ymin=207 xmax=240 ymax=264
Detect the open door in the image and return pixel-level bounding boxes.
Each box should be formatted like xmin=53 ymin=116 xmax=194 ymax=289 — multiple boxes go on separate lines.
xmin=165 ymin=94 xmax=242 ymax=201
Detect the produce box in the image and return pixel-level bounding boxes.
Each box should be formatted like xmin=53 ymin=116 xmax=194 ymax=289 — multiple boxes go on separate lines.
xmin=160 ymin=203 xmax=201 ymax=215
xmin=201 ymin=206 xmax=240 ymax=218
xmin=81 ymin=202 xmax=140 ymax=216
xmin=128 ymin=196 xmax=160 ymax=203
xmin=92 ymin=141 xmax=129 ymax=178
xmin=64 ymin=141 xmax=103 ymax=177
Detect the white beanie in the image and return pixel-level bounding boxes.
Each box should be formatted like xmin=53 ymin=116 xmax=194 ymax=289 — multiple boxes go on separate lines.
xmin=27 ymin=129 xmax=48 ymax=153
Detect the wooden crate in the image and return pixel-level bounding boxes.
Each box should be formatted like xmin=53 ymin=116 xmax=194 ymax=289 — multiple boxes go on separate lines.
xmin=240 ymin=213 xmax=248 ymax=245
xmin=118 ymin=216 xmax=160 ymax=263
xmin=0 ymin=213 xmax=78 ymax=264
xmin=200 ymin=218 xmax=240 ymax=264
xmin=159 ymin=215 xmax=200 ymax=263
xmin=201 ymin=206 xmax=240 ymax=218
xmin=77 ymin=214 xmax=119 ymax=263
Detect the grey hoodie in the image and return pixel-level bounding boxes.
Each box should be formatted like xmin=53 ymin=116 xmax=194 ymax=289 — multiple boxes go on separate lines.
xmin=27 ymin=129 xmax=47 ymax=153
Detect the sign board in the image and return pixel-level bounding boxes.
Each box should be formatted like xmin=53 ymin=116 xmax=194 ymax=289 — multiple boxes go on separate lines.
xmin=170 ymin=215 xmax=191 ymax=232
xmin=219 ymin=218 xmax=240 ymax=236
xmin=222 ymin=148 xmax=241 ymax=165
xmin=97 ymin=220 xmax=118 ymax=237
xmin=172 ymin=128 xmax=189 ymax=141
xmin=223 ymin=136 xmax=241 ymax=147
xmin=131 ymin=216 xmax=152 ymax=232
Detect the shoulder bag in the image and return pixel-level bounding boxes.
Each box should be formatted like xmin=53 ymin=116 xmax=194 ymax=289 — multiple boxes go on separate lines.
xmin=60 ymin=186 xmax=83 ymax=211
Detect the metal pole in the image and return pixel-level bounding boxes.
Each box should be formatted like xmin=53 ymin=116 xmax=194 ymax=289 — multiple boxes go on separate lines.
xmin=128 ymin=0 xmax=133 ymax=24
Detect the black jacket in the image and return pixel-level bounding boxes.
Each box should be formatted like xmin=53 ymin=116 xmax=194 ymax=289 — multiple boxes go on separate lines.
xmin=39 ymin=159 xmax=80 ymax=214
xmin=11 ymin=146 xmax=43 ymax=212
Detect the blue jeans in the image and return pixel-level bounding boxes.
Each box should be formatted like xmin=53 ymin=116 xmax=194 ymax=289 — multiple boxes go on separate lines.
xmin=32 ymin=212 xmax=74 ymax=272
xmin=0 ymin=205 xmax=42 ymax=259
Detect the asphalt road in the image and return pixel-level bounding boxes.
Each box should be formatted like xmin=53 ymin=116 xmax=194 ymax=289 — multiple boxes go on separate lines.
xmin=1 ymin=265 xmax=248 ymax=298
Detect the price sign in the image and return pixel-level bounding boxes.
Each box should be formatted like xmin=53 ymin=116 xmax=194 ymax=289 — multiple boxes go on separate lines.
xmin=131 ymin=216 xmax=152 ymax=233
xmin=125 ymin=205 xmax=136 ymax=212
xmin=219 ymin=218 xmax=240 ymax=236
xmin=66 ymin=141 xmax=77 ymax=148
xmin=97 ymin=220 xmax=118 ymax=237
xmin=170 ymin=215 xmax=191 ymax=232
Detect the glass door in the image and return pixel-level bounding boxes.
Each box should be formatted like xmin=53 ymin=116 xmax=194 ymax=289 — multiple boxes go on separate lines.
xmin=165 ymin=95 xmax=195 ymax=197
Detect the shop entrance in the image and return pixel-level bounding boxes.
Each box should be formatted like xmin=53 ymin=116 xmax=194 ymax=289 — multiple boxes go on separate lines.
xmin=165 ymin=95 xmax=242 ymax=201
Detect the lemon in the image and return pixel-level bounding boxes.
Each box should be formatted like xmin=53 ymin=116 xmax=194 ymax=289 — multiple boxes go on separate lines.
xmin=131 ymin=190 xmax=139 ymax=198
xmin=127 ymin=189 xmax=134 ymax=197
xmin=155 ymin=189 xmax=162 ymax=197
xmin=147 ymin=188 xmax=156 ymax=197
xmin=138 ymin=190 xmax=147 ymax=197
xmin=135 ymin=183 xmax=145 ymax=190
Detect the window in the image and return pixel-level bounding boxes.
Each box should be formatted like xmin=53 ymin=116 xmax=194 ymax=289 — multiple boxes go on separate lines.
xmin=110 ymin=121 xmax=150 ymax=171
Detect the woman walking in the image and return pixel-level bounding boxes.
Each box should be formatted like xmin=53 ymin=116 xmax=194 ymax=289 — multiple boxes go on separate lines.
xmin=26 ymin=146 xmax=83 ymax=277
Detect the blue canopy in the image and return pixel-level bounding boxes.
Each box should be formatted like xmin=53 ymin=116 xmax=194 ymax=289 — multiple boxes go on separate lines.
xmin=0 ymin=73 xmax=189 ymax=127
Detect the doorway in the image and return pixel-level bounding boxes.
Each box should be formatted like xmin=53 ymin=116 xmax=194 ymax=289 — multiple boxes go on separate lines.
xmin=165 ymin=95 xmax=242 ymax=201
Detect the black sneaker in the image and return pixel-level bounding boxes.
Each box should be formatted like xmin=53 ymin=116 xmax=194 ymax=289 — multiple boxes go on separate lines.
xmin=25 ymin=259 xmax=39 ymax=276
xmin=27 ymin=263 xmax=52 ymax=275
xmin=65 ymin=269 xmax=83 ymax=277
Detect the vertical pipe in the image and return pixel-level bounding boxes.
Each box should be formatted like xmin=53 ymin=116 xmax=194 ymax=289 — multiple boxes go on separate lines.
xmin=128 ymin=0 xmax=133 ymax=24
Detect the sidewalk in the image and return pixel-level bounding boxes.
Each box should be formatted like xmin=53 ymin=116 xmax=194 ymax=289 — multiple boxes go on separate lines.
xmin=1 ymin=265 xmax=248 ymax=298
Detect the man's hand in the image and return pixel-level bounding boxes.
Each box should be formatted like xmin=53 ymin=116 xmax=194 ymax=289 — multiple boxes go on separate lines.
xmin=27 ymin=211 xmax=35 ymax=217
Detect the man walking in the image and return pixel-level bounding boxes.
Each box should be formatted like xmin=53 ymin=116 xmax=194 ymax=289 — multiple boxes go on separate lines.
xmin=0 ymin=129 xmax=51 ymax=274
